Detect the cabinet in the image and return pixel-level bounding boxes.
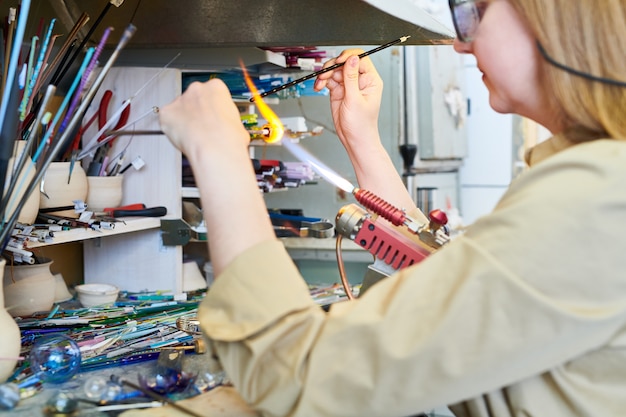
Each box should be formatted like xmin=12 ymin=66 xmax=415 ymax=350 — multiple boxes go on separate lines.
xmin=79 ymin=67 xmax=183 ymax=292
xmin=408 ymin=45 xmax=466 ymax=162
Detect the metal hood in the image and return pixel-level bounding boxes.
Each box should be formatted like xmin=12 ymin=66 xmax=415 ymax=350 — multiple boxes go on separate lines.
xmin=22 ymin=0 xmax=454 ymax=70
xmin=40 ymin=0 xmax=453 ymax=48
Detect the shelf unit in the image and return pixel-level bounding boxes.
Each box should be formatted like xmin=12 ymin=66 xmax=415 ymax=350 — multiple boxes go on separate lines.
xmin=51 ymin=65 xmax=320 ymax=293
xmin=78 ymin=67 xmax=183 ymax=292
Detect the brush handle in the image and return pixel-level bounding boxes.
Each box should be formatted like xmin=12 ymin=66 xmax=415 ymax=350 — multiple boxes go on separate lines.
xmin=252 ymin=35 xmax=410 ymax=101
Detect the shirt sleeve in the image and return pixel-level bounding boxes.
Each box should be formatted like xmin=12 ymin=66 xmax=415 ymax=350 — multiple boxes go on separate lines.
xmin=198 ymin=141 xmax=626 ymax=417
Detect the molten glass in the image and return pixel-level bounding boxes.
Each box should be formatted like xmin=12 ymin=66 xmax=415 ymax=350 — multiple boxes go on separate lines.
xmin=240 ymin=61 xmax=284 ymax=143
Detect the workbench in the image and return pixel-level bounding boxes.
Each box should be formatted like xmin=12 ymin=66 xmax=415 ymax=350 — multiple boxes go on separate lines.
xmin=0 ymin=353 xmax=258 ymax=417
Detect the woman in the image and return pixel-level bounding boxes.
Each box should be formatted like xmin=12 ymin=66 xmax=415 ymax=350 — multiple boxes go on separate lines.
xmin=159 ymin=0 xmax=626 ymax=415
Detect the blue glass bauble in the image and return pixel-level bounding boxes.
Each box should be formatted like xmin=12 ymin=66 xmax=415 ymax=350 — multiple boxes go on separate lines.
xmin=29 ymin=334 xmax=81 ymax=384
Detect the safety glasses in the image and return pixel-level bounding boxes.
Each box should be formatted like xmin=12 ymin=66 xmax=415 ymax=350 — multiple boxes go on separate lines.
xmin=448 ymin=0 xmax=490 ymax=43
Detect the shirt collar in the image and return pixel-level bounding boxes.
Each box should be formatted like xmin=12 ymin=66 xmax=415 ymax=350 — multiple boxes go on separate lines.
xmin=524 ymin=133 xmax=577 ymax=167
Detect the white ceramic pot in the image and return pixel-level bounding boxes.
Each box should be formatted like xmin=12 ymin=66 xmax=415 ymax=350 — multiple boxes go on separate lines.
xmin=53 ymin=273 xmax=73 ymax=303
xmin=3 ymin=140 xmax=39 ymax=224
xmin=86 ymin=175 xmax=123 ymax=212
xmin=0 ymin=259 xmax=23 ymax=383
xmin=183 ymin=260 xmax=207 ymax=292
xmin=39 ymin=161 xmax=88 ymax=217
xmin=3 ymin=258 xmax=56 ymax=317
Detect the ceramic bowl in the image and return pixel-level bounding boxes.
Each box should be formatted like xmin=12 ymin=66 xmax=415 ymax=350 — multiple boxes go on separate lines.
xmin=75 ymin=283 xmax=119 ymax=308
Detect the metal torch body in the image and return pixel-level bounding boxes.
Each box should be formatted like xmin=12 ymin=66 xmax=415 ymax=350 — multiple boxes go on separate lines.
xmin=336 ymin=189 xmax=450 ymax=280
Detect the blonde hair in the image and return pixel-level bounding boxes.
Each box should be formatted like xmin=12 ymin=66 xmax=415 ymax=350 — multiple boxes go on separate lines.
xmin=510 ymin=0 xmax=626 ymax=141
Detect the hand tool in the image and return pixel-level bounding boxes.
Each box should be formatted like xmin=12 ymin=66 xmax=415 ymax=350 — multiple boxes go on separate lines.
xmin=93 ymin=204 xmax=167 ymax=218
xmin=0 ymin=3 xmax=32 ymax=213
xmin=251 ymin=35 xmax=410 ymax=101
xmin=53 ymin=0 xmax=125 ymax=86
xmin=37 ymin=213 xmax=93 ymax=229
xmin=111 ymin=375 xmax=205 ymax=417
xmin=164 ymin=339 xmax=207 ymax=354
xmin=86 ymin=90 xmax=131 ymax=176
xmin=335 ymin=189 xmax=450 ymax=299
xmin=0 ymin=25 xmax=137 ymax=251
xmin=269 ymin=212 xmax=334 ymax=238
xmin=78 ymin=53 xmax=179 ymax=162
xmin=64 ymin=27 xmax=113 ymax=182
xmin=94 ymin=401 xmax=163 ymax=412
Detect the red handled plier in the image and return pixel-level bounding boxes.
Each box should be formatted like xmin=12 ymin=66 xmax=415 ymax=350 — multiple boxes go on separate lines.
xmin=84 ymin=90 xmax=132 ymax=176
xmin=97 ymin=89 xmax=131 ymax=144
xmin=68 ymin=90 xmax=131 ymax=180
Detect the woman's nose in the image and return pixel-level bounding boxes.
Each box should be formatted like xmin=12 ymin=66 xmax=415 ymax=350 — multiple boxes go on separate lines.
xmin=453 ymin=37 xmax=472 ymax=54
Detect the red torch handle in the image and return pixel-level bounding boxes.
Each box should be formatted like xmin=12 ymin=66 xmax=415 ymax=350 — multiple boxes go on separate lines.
xmin=353 ymin=188 xmax=407 ymax=226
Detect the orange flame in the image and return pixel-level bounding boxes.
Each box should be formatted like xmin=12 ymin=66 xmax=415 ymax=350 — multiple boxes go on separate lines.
xmin=240 ymin=61 xmax=284 ymax=144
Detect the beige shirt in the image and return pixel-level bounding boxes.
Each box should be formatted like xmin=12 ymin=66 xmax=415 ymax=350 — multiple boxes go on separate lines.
xmin=199 ymin=137 xmax=626 ymax=417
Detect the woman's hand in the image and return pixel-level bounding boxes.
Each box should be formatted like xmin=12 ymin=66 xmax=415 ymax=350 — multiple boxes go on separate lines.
xmin=314 ymin=49 xmax=384 ymax=150
xmin=159 ymin=79 xmax=249 ymax=158
xmin=159 ymin=78 xmax=275 ymax=273
xmin=315 ymin=49 xmax=417 ymax=215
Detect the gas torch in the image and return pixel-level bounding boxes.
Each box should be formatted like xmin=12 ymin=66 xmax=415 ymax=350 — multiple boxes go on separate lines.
xmin=244 ymin=63 xmax=449 ymax=300
xmin=281 ymin=133 xmax=451 ymax=299
xmin=335 ymin=188 xmax=449 ymax=298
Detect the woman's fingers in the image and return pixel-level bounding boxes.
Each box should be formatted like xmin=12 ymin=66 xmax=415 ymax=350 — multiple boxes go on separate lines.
xmin=314 ymin=49 xmax=365 ymax=91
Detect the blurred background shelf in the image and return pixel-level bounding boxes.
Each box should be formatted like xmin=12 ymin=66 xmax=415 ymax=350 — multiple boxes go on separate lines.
xmin=27 ymin=217 xmax=162 ymax=248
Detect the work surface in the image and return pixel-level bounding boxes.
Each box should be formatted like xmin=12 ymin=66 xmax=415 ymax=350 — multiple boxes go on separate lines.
xmin=119 ymin=386 xmax=259 ymax=417
xmin=0 ymin=354 xmax=259 ymax=417
xmin=2 ymin=280 xmax=349 ymax=416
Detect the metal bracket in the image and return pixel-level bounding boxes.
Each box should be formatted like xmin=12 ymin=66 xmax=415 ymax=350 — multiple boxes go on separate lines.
xmin=160 ymin=219 xmax=198 ymax=246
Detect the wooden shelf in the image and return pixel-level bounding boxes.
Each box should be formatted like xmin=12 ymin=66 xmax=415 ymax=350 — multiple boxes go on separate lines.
xmin=281 ymin=237 xmax=364 ymax=251
xmin=26 ymin=217 xmax=162 ymax=248
xmin=182 ymin=186 xmax=291 ymax=198
xmin=282 ymin=237 xmax=373 ymax=263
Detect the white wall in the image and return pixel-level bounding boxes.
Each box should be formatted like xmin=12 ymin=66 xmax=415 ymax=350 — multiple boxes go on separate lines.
xmin=459 ymin=57 xmax=513 ymax=225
